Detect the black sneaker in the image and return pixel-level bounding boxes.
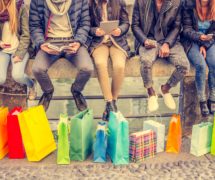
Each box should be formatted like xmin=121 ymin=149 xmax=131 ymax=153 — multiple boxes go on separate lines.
xmin=208 ymin=99 xmax=215 ymax=115
xmin=38 ymin=92 xmax=53 ymax=111
xmin=102 ymin=101 xmax=114 ymax=121
xmin=200 ymin=101 xmax=210 ymax=117
xmin=71 ymin=86 xmax=87 ymax=111
xmin=113 ymin=100 xmax=118 ymax=112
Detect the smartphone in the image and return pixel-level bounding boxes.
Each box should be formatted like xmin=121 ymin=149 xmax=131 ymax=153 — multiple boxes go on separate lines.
xmin=207 ymin=34 xmax=214 ymax=39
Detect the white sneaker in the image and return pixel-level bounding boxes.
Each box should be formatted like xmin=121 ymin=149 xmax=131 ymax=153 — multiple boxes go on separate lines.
xmin=148 ymin=95 xmax=159 ymax=112
xmin=160 ymin=87 xmax=176 ymax=110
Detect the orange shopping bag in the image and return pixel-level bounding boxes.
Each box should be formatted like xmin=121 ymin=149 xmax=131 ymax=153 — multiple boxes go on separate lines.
xmin=0 ymin=107 xmax=9 ymax=159
xmin=166 ymin=114 xmax=182 ymax=153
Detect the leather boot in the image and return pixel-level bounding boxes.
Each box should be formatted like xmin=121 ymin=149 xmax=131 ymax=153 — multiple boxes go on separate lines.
xmin=38 ymin=91 xmax=53 ymax=111
xmin=200 ymin=101 xmax=210 ymax=117
xmin=71 ymin=85 xmax=87 ymax=111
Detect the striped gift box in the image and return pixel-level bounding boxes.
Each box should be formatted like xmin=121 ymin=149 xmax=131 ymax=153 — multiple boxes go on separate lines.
xmin=129 ymin=130 xmax=156 ymax=162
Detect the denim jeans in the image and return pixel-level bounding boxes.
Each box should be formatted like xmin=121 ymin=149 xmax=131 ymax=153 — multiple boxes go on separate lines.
xmin=0 ymin=51 xmax=34 ymax=88
xmin=188 ymin=43 xmax=215 ymax=102
xmin=139 ymin=42 xmax=190 ymax=88
xmin=32 ymin=46 xmax=94 ymax=93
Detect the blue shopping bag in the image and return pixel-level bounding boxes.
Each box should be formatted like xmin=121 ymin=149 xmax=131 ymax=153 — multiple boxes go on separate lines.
xmin=93 ymin=121 xmax=107 ymax=163
xmin=107 ymin=111 xmax=129 ymax=165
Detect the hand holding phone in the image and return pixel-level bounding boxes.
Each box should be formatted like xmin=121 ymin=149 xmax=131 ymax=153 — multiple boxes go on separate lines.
xmin=207 ymin=34 xmax=214 ymax=39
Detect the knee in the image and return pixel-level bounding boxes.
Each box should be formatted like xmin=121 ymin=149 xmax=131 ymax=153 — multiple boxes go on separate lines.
xmin=32 ymin=64 xmax=46 ymax=76
xmin=113 ymin=62 xmax=125 ymax=72
xmin=140 ymin=56 xmax=153 ymax=68
xmin=177 ymin=58 xmax=190 ymax=74
xmin=80 ymin=63 xmax=94 ymax=75
xmin=11 ymin=72 xmax=25 ymax=83
xmin=195 ymin=61 xmax=207 ymax=73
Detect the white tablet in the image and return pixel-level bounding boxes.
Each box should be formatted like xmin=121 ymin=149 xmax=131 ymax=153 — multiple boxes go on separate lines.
xmin=100 ymin=20 xmax=119 ymax=34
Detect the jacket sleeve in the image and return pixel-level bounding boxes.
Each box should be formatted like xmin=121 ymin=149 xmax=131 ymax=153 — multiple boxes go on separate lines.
xmin=131 ymin=0 xmax=148 ymax=46
xmin=164 ymin=6 xmax=182 ymax=48
xmin=14 ymin=5 xmax=30 ymax=60
xmin=118 ymin=0 xmax=130 ymax=37
xmin=182 ymin=9 xmax=202 ymax=42
xmin=74 ymin=0 xmax=91 ymax=45
xmin=29 ymin=0 xmax=45 ymax=50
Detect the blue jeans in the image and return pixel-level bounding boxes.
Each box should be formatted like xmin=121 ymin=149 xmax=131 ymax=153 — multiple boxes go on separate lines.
xmin=188 ymin=43 xmax=215 ymax=102
xmin=0 ymin=51 xmax=34 ymax=88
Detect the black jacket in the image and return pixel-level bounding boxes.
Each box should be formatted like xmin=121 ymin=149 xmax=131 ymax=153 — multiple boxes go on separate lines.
xmin=181 ymin=0 xmax=215 ymax=53
xmin=132 ymin=0 xmax=182 ymax=54
xmin=88 ymin=0 xmax=130 ymax=56
xmin=29 ymin=0 xmax=91 ymax=51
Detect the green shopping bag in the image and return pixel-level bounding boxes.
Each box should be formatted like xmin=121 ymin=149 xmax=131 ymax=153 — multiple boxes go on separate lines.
xmin=69 ymin=109 xmax=93 ymax=161
xmin=57 ymin=114 xmax=70 ymax=164
xmin=107 ymin=111 xmax=129 ymax=165
xmin=211 ymin=115 xmax=215 ymax=155
xmin=190 ymin=122 xmax=213 ymax=157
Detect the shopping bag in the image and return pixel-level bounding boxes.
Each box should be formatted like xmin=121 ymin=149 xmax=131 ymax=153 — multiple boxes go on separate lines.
xmin=129 ymin=130 xmax=156 ymax=162
xmin=18 ymin=105 xmax=56 ymax=161
xmin=166 ymin=114 xmax=182 ymax=153
xmin=57 ymin=114 xmax=70 ymax=164
xmin=70 ymin=109 xmax=93 ymax=161
xmin=107 ymin=111 xmax=129 ymax=165
xmin=190 ymin=122 xmax=213 ymax=156
xmin=7 ymin=107 xmax=25 ymax=159
xmin=211 ymin=115 xmax=215 ymax=155
xmin=93 ymin=121 xmax=107 ymax=163
xmin=0 ymin=107 xmax=9 ymax=159
xmin=143 ymin=120 xmax=165 ymax=153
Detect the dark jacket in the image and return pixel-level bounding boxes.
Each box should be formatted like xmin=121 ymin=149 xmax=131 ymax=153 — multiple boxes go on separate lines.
xmin=132 ymin=0 xmax=182 ymax=54
xmin=181 ymin=0 xmax=215 ymax=53
xmin=29 ymin=0 xmax=91 ymax=51
xmin=0 ymin=5 xmax=30 ymax=59
xmin=88 ymin=0 xmax=130 ymax=56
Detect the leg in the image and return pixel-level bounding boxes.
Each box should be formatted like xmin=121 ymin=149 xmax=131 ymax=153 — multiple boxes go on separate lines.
xmin=66 ymin=46 xmax=94 ymax=92
xmin=205 ymin=44 xmax=215 ymax=114
xmin=91 ymin=45 xmax=112 ymax=101
xmin=32 ymin=50 xmax=60 ymax=93
xmin=32 ymin=50 xmax=61 ymax=111
xmin=167 ymin=43 xmax=190 ymax=89
xmin=187 ymin=43 xmax=207 ymax=102
xmin=139 ymin=45 xmax=159 ymax=112
xmin=0 ymin=51 xmax=11 ymax=85
xmin=110 ymin=45 xmax=126 ymax=100
xmin=11 ymin=53 xmax=34 ymax=88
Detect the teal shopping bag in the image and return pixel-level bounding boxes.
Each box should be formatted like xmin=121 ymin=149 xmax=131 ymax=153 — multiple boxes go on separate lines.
xmin=144 ymin=120 xmax=165 ymax=153
xmin=107 ymin=111 xmax=129 ymax=165
xmin=57 ymin=114 xmax=70 ymax=165
xmin=190 ymin=122 xmax=213 ymax=157
xmin=70 ymin=109 xmax=93 ymax=161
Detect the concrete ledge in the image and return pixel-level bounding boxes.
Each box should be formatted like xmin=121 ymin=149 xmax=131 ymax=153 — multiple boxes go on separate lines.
xmin=26 ymin=56 xmax=196 ymax=78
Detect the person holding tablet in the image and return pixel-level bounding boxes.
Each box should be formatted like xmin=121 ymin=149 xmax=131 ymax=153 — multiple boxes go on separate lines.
xmin=182 ymin=0 xmax=215 ymax=117
xmin=89 ymin=0 xmax=130 ymax=121
xmin=0 ymin=0 xmax=36 ymax=100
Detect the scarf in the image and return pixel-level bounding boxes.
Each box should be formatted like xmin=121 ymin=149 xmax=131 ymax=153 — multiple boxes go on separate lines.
xmin=0 ymin=0 xmax=23 ymax=23
xmin=46 ymin=0 xmax=72 ymax=15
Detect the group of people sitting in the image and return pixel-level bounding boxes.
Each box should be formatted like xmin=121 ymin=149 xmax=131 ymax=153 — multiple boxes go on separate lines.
xmin=0 ymin=0 xmax=214 ymax=119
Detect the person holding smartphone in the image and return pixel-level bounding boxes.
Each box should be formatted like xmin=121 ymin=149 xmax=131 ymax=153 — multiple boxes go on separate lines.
xmin=182 ymin=0 xmax=215 ymax=117
xmin=30 ymin=0 xmax=94 ymax=111
xmin=132 ymin=0 xmax=190 ymax=112
xmin=0 ymin=0 xmax=36 ymax=100
xmin=88 ymin=0 xmax=130 ymax=121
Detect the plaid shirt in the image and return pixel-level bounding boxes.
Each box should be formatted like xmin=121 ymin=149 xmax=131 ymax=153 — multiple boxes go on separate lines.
xmin=129 ymin=130 xmax=156 ymax=162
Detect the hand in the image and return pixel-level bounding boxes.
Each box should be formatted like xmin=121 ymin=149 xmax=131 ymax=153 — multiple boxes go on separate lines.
xmin=65 ymin=42 xmax=81 ymax=54
xmin=111 ymin=28 xmax=121 ymax=37
xmin=159 ymin=43 xmax=170 ymax=58
xmin=200 ymin=46 xmax=207 ymax=59
xmin=200 ymin=34 xmax=213 ymax=41
xmin=144 ymin=39 xmax=157 ymax=49
xmin=13 ymin=56 xmax=22 ymax=63
xmin=0 ymin=42 xmax=11 ymax=49
xmin=95 ymin=28 xmax=105 ymax=37
xmin=40 ymin=43 xmax=60 ymax=55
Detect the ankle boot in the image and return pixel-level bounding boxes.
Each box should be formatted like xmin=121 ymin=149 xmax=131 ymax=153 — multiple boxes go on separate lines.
xmin=38 ymin=91 xmax=53 ymax=111
xmin=200 ymin=101 xmax=210 ymax=117
xmin=113 ymin=100 xmax=118 ymax=112
xmin=102 ymin=101 xmax=114 ymax=121
xmin=71 ymin=85 xmax=87 ymax=111
xmin=208 ymin=99 xmax=215 ymax=114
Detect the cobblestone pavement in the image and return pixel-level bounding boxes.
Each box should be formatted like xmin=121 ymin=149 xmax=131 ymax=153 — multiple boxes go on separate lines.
xmin=0 ymin=158 xmax=215 ymax=180
xmin=0 ymin=138 xmax=214 ymax=180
